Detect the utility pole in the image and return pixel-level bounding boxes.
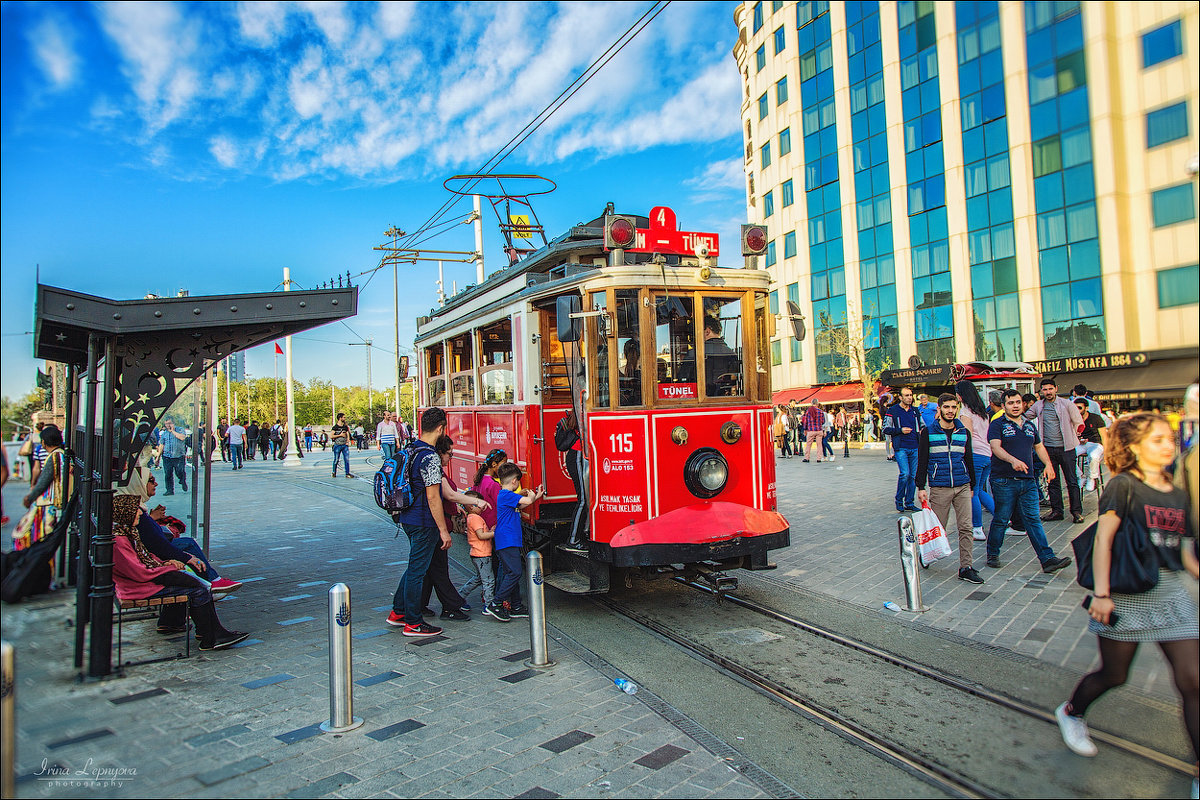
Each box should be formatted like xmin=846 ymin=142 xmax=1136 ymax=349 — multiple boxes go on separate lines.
xmin=283 ymin=267 xmax=296 ymax=462
xmin=348 ymin=339 xmax=373 ymax=425
xmin=385 ymin=226 xmax=404 ymax=420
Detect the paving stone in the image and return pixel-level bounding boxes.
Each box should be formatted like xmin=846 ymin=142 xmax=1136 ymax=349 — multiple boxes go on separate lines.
xmin=193 ymin=755 xmax=271 ymax=786
xmin=634 ymin=743 xmax=690 ymax=770
xmin=241 ymin=673 xmax=297 ymax=689
xmin=540 ymin=730 xmax=595 ymax=754
xmin=284 ymin=771 xmax=359 ymax=798
xmin=365 ymin=719 xmax=426 ymax=742
xmin=185 ymin=724 xmax=252 ymax=747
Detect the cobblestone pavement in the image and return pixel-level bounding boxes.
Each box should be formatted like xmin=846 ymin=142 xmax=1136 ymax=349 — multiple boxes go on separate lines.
xmin=769 ymin=444 xmax=1198 ymax=701
xmin=1 ymin=458 xmax=776 ymax=800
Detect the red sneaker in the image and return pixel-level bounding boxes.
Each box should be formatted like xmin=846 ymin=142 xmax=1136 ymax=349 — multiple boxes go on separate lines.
xmin=386 ymin=611 xmax=405 ymax=627
xmin=210 ymin=578 xmax=242 ymax=593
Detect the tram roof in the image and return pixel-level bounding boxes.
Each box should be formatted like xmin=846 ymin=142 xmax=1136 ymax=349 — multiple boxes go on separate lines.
xmin=415 ymin=214 xmax=771 ymax=343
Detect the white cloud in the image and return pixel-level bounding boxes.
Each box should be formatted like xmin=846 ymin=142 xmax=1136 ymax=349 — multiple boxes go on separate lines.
xmin=376 ymin=1 xmax=416 ymax=38
xmin=685 ymin=157 xmax=745 ymax=193
xmin=97 ymin=1 xmax=202 ymax=133
xmin=209 ymin=135 xmax=239 ymax=167
xmin=235 ymin=1 xmax=289 ymax=46
xmin=28 ymin=15 xmax=78 ymax=89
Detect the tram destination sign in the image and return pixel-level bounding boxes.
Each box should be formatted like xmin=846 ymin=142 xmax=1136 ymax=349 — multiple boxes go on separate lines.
xmin=1031 ymin=351 xmax=1148 ymax=375
xmin=626 ymin=206 xmax=720 ymax=257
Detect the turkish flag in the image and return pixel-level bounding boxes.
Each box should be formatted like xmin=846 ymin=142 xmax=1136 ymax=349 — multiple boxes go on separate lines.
xmin=275 ymin=343 xmax=284 ymax=355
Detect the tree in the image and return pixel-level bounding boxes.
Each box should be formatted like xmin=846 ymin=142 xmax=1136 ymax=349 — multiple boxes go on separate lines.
xmin=816 ymin=301 xmax=895 ymax=412
xmin=1 ymin=390 xmax=47 ymax=441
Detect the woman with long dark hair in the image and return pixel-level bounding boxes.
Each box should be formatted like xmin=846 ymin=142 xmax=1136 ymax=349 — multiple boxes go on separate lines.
xmin=956 ymin=381 xmax=996 ymax=541
xmin=1055 ymin=414 xmax=1198 ymax=792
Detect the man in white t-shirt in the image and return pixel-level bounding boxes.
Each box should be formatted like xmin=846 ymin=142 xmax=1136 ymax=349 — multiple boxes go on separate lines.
xmin=354 ymin=423 xmax=366 ymax=450
xmin=226 ymin=419 xmax=247 ymax=470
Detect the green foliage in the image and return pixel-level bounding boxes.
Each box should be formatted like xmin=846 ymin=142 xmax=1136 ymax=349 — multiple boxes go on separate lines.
xmin=212 ymin=372 xmax=416 ymax=431
xmin=1 ymin=390 xmax=47 ymax=441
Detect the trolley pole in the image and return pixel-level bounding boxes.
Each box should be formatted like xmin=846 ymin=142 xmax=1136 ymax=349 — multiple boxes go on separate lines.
xmin=320 ymin=583 xmax=363 ymax=733
xmin=524 ymin=552 xmax=556 ymax=669
xmin=2 ymin=640 xmax=14 ymax=798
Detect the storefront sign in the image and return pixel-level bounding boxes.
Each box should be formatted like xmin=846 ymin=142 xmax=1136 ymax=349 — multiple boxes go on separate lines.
xmin=879 ymin=364 xmax=957 ymax=384
xmin=1031 ymin=351 xmax=1148 ymax=374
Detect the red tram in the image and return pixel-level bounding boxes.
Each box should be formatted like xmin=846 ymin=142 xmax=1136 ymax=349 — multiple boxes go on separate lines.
xmin=415 ymin=206 xmax=790 ymax=593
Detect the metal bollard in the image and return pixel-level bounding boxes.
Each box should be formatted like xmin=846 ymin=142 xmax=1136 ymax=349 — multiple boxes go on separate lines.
xmin=524 ymin=552 xmax=556 ymax=669
xmin=320 ymin=584 xmax=364 ymax=733
xmin=2 ymin=641 xmax=14 ymax=798
xmin=897 ymin=516 xmax=927 ymax=612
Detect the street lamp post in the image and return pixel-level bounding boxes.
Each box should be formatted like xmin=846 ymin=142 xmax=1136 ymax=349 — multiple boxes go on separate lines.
xmin=349 ymin=339 xmax=373 ymax=426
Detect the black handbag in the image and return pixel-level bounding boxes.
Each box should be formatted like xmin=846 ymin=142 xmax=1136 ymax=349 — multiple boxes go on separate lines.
xmin=1071 ymin=520 xmax=1160 ymax=594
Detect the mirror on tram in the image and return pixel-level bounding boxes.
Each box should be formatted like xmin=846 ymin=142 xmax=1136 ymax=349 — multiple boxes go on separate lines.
xmin=785 ymin=300 xmax=806 ymax=342
xmin=557 ymin=295 xmax=582 ymax=342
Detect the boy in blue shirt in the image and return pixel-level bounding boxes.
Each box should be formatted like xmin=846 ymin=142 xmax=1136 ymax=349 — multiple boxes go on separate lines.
xmin=485 ymin=463 xmax=546 ymax=622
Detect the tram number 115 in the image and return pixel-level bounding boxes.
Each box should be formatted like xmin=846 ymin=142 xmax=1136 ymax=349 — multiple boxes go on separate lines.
xmin=609 ymin=433 xmax=635 ymax=453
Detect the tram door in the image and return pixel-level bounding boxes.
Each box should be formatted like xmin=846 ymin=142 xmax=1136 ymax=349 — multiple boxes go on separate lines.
xmin=537 ymin=308 xmax=581 ymax=503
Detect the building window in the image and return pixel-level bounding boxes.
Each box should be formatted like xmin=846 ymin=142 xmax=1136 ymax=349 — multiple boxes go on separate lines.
xmin=779 ymin=127 xmax=792 ymax=156
xmin=761 ymin=142 xmax=772 ymax=169
xmin=766 ymin=240 xmax=777 ymax=267
xmin=764 ymin=190 xmax=775 ymax=217
xmin=753 ymin=1 xmax=764 ymax=33
xmin=1151 ymin=183 xmax=1197 ymax=227
xmin=769 ymin=289 xmax=779 ymax=314
xmin=756 ymin=44 xmax=766 ymax=73
xmin=1142 ymin=19 xmax=1183 ymax=69
xmin=781 ymin=179 xmax=794 ymax=207
xmin=784 ymin=231 xmax=797 ymax=258
xmin=771 ymin=339 xmax=782 ymax=366
xmin=1158 ymin=264 xmax=1200 ymax=308
xmin=772 ymin=0 xmax=783 ymax=13
xmin=776 ymin=77 xmax=789 ymax=105
xmin=774 ymin=25 xmax=786 ymax=54
xmin=1146 ymin=102 xmax=1189 ymax=148
xmin=759 ymin=92 xmax=769 ymax=120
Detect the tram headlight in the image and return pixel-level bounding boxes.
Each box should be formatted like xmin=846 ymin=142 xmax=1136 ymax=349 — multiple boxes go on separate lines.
xmin=684 ymin=447 xmax=728 ymax=499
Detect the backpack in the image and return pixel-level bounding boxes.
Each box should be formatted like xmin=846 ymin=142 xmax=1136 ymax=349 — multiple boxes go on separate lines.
xmin=374 ymin=443 xmax=420 ymax=513
xmin=554 ymin=417 xmax=579 ymax=452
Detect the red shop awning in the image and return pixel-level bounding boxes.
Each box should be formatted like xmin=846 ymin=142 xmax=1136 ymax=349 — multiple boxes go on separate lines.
xmin=771 ymin=386 xmax=820 ymax=405
xmin=810 ymin=382 xmax=868 ymax=405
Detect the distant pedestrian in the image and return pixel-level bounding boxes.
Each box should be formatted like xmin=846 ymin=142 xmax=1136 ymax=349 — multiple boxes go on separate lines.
xmin=801 ymin=401 xmax=824 ymax=462
xmin=1055 ymin=413 xmax=1198 ymax=774
xmin=257 ymin=423 xmax=271 ymax=460
xmin=1075 ymin=398 xmax=1108 ymax=493
xmin=776 ymin=406 xmax=793 ymax=458
xmin=331 ymin=413 xmax=352 ymax=478
xmin=245 ymin=421 xmax=259 ymax=460
xmin=226 ymin=419 xmax=246 ymax=470
xmin=319 ymin=429 xmax=329 ymax=450
xmin=217 ymin=417 xmax=230 ymax=462
xmin=917 ymin=393 xmax=939 ymax=430
xmin=304 ymin=423 xmax=313 ymax=452
xmin=986 ymin=389 xmax=1072 ymax=574
xmin=158 ymin=419 xmax=189 ymax=495
xmin=354 ymin=423 xmax=366 ymax=450
xmin=376 ymin=411 xmax=399 ymax=461
xmin=916 ymin=394 xmax=983 ymax=584
xmin=821 ymin=407 xmax=835 ymax=459
xmin=1071 ymin=384 xmax=1102 ymax=416
xmin=1030 ymin=378 xmax=1086 ymax=524
xmin=987 ymin=390 xmax=1004 ymax=421
xmin=270 ymin=419 xmax=284 ymax=460
xmin=884 ymin=387 xmax=923 ymax=511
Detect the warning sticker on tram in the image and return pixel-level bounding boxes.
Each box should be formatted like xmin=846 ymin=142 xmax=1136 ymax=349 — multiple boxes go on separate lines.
xmin=599 ymin=494 xmax=645 ymax=514
xmin=658 ymin=383 xmax=697 ymax=400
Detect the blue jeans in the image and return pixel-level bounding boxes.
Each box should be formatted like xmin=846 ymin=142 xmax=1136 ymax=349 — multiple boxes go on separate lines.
xmin=987 ymin=476 xmax=1056 ymax=563
xmin=381 ymin=442 xmax=396 ymax=461
xmin=230 ymin=443 xmax=243 ymax=468
xmin=894 ymin=448 xmax=917 ymax=508
xmin=494 ymin=546 xmax=525 ymax=607
xmin=175 ymin=536 xmax=220 ymax=580
xmin=332 ymin=444 xmax=350 ymax=475
xmin=393 ymin=524 xmax=439 ymax=625
xmin=971 ymin=460 xmax=995 ymax=528
xmin=305 ymin=435 xmax=313 ymax=451
xmin=162 ymin=456 xmax=187 ymax=493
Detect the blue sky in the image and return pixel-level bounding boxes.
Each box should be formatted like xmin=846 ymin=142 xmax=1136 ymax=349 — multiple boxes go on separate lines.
xmin=1 ymin=0 xmax=747 ymax=399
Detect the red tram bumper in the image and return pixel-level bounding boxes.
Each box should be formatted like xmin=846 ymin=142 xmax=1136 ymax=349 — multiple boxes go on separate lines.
xmin=594 ymin=502 xmax=790 ymax=569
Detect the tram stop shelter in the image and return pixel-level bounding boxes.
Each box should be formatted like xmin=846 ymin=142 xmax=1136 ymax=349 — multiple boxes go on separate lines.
xmin=32 ymin=283 xmax=358 ymax=678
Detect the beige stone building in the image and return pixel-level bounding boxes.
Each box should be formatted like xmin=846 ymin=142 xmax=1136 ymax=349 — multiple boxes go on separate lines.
xmin=734 ymin=0 xmax=1198 ymax=404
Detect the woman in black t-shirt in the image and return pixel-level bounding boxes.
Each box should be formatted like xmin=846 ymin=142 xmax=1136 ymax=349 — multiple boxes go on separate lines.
xmin=1055 ymin=413 xmax=1198 ymax=775
xmin=1074 ymin=397 xmax=1107 ymax=492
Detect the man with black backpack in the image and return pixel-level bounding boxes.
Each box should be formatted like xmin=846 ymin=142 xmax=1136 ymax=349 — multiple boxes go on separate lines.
xmin=386 ymin=407 xmax=452 ymax=637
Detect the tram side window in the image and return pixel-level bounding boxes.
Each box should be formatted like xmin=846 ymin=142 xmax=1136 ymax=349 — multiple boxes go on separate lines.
xmin=615 ymin=289 xmax=641 ymax=407
xmin=654 ymin=295 xmax=697 ymax=398
xmin=540 ymin=310 xmax=574 ymax=404
xmin=702 ymin=296 xmax=744 ymax=397
xmin=591 ymin=292 xmax=610 ymax=408
xmin=754 ymin=295 xmax=771 ymax=399
xmin=479 ymin=319 xmax=514 ymax=404
xmin=426 ymin=344 xmax=447 ymax=407
xmin=449 ymin=332 xmax=474 ymax=405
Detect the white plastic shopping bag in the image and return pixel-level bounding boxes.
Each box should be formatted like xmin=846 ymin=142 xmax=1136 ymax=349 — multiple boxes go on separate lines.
xmin=913 ymin=502 xmax=952 ymax=563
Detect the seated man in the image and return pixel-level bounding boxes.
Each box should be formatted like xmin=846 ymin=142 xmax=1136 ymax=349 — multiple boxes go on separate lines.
xmin=703 ymin=315 xmax=740 ymax=396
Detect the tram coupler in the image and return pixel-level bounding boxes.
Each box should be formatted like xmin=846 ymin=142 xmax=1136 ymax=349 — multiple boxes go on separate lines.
xmin=693 ymin=565 xmax=738 ymax=598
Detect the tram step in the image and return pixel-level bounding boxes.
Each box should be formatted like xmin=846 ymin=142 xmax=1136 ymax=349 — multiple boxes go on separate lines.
xmin=543 ymin=570 xmax=606 ymax=595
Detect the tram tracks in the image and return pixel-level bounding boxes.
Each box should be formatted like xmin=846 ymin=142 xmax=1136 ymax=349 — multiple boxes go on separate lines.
xmin=677 ymin=579 xmax=1195 ymax=778
xmin=598 ymin=582 xmax=1194 ymax=799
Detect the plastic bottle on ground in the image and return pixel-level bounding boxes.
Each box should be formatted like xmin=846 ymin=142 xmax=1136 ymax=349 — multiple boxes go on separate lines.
xmin=614 ymin=678 xmax=638 ymax=695
xmin=883 ymin=601 xmax=901 ymax=612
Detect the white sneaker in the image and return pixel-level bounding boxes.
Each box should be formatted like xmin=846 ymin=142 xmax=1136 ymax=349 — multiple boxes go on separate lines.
xmin=1055 ymin=703 xmax=1098 ymax=757
xmin=972 ymin=527 xmax=986 ymax=541
xmin=1086 ymin=478 xmax=1096 ymax=492
xmin=1006 ymin=527 xmax=1026 ymax=536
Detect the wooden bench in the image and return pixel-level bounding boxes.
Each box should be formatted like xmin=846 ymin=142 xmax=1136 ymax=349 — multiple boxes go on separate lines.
xmin=116 ymin=594 xmax=192 ymax=667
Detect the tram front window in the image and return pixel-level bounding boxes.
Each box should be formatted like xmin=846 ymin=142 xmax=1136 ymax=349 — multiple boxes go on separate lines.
xmin=702 ymin=296 xmax=743 ymax=397
xmin=654 ymin=295 xmax=697 ymax=400
xmin=616 ymin=289 xmax=641 ymax=407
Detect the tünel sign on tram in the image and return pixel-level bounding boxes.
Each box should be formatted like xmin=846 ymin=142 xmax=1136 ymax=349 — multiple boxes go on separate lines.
xmin=625 ymin=206 xmax=720 ymax=257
